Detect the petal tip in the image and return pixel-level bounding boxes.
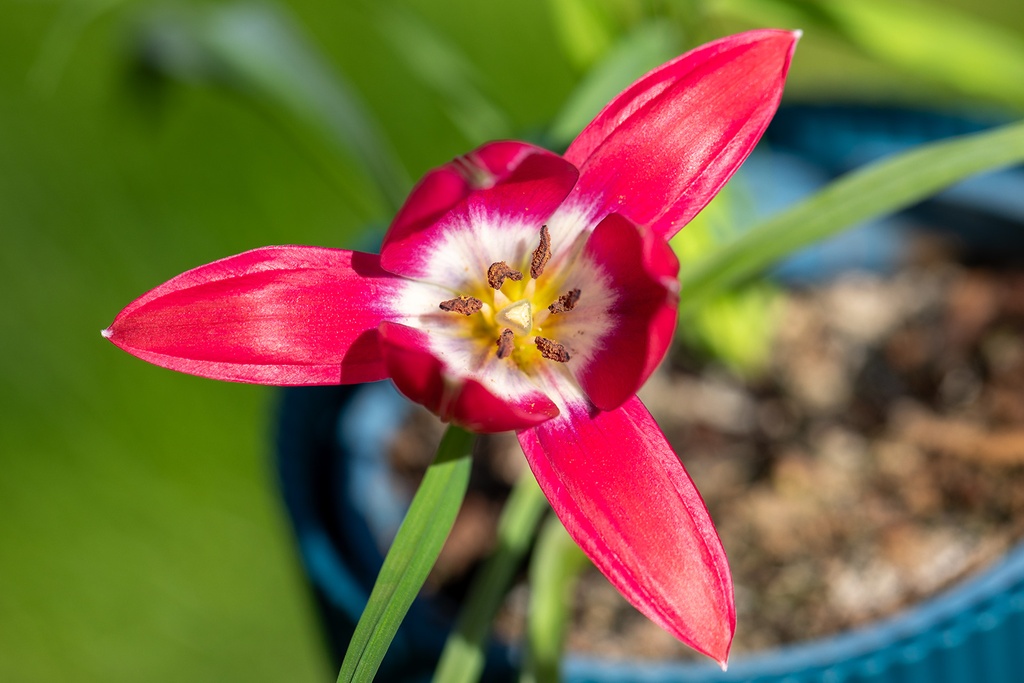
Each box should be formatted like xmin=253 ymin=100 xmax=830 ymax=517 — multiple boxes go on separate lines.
xmin=101 ymin=327 xmax=113 ymax=339
xmin=791 ymin=28 xmax=804 ymax=41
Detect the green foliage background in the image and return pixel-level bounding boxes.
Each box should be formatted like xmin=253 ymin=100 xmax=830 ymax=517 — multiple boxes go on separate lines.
xmin=1 ymin=1 xmax=1023 ymax=681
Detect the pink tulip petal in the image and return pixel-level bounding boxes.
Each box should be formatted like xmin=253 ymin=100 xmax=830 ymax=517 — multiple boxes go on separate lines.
xmin=105 ymin=246 xmax=401 ymax=385
xmin=379 ymin=141 xmax=578 ymax=281
xmin=565 ymin=29 xmax=799 ymax=239
xmin=574 ymin=213 xmax=679 ymax=411
xmin=378 ymin=321 xmax=559 ymax=433
xmin=388 ymin=141 xmax=541 ymax=246
xmin=517 ymin=396 xmax=735 ymax=665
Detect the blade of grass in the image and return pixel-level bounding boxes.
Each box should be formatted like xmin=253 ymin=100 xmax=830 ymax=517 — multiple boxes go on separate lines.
xmin=520 ymin=516 xmax=589 ymax=683
xmin=432 ymin=471 xmax=549 ymax=683
xmin=679 ymin=119 xmax=1024 ymax=315
xmin=337 ymin=424 xmax=475 ymax=683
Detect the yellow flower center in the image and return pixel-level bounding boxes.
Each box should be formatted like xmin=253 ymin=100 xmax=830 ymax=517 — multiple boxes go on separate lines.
xmin=436 ymin=225 xmax=579 ymax=369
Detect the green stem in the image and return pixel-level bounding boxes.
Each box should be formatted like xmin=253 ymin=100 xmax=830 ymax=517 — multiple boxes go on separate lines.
xmin=520 ymin=517 xmax=589 ymax=683
xmin=432 ymin=471 xmax=549 ymax=683
xmin=337 ymin=424 xmax=475 ymax=683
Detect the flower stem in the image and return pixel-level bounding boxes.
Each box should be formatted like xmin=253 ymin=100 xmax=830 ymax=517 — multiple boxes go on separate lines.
xmin=520 ymin=516 xmax=589 ymax=683
xmin=432 ymin=470 xmax=549 ymax=683
xmin=336 ymin=424 xmax=475 ymax=683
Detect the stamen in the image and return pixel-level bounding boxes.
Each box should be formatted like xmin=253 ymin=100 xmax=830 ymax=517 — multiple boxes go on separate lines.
xmin=496 ymin=329 xmax=515 ymax=359
xmin=439 ymin=296 xmax=483 ymax=315
xmin=548 ymin=288 xmax=581 ymax=314
xmin=487 ymin=261 xmax=523 ymax=289
xmin=530 ymin=225 xmax=552 ymax=279
xmin=535 ymin=336 xmax=570 ymax=363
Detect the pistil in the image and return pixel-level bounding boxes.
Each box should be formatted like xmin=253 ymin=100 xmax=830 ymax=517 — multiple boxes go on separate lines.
xmin=496 ymin=299 xmax=533 ymax=336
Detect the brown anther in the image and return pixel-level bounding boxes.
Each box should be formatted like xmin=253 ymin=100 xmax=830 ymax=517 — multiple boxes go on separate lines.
xmin=535 ymin=336 xmax=570 ymax=363
xmin=530 ymin=225 xmax=552 ymax=279
xmin=496 ymin=328 xmax=515 ymax=359
xmin=487 ymin=261 xmax=523 ymax=289
xmin=439 ymin=296 xmax=483 ymax=315
xmin=548 ymin=288 xmax=581 ymax=314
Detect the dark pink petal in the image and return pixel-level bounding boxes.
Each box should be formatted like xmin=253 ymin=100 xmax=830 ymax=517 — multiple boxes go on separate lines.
xmin=576 ymin=213 xmax=679 ymax=412
xmin=105 ymin=246 xmax=401 ymax=385
xmin=517 ymin=396 xmax=734 ymax=665
xmin=379 ymin=141 xmax=579 ymax=279
xmin=378 ymin=322 xmax=559 ymax=433
xmin=565 ymin=29 xmax=799 ymax=239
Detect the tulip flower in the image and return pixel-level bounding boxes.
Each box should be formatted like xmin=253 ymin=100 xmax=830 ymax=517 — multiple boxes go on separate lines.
xmin=105 ymin=29 xmax=798 ymax=665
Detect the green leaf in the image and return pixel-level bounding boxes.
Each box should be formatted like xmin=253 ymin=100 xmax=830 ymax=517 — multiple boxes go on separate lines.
xmin=137 ymin=2 xmax=410 ymax=216
xmin=337 ymin=425 xmax=475 ymax=683
xmin=375 ymin=6 xmax=512 ymax=144
xmin=520 ymin=517 xmax=588 ymax=683
xmin=547 ymin=19 xmax=682 ymax=147
xmin=713 ymin=0 xmax=1024 ymax=110
xmin=433 ymin=472 xmax=548 ymax=683
xmin=822 ymin=0 xmax=1024 ymax=110
xmin=679 ymin=120 xmax=1024 ymax=316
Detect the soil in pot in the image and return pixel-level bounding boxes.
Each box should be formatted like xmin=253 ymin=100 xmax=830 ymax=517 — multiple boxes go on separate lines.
xmin=384 ymin=248 xmax=1024 ymax=663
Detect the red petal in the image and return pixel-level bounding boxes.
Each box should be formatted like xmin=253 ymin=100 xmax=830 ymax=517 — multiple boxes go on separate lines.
xmin=379 ymin=141 xmax=579 ymax=279
xmin=378 ymin=322 xmax=559 ymax=433
xmin=517 ymin=396 xmax=735 ymax=665
xmin=105 ymin=246 xmax=400 ymax=385
xmin=577 ymin=213 xmax=679 ymax=411
xmin=565 ymin=29 xmax=799 ymax=239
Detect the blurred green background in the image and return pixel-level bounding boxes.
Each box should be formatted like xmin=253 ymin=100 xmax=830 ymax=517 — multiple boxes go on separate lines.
xmin=3 ymin=1 xmax=1023 ymax=681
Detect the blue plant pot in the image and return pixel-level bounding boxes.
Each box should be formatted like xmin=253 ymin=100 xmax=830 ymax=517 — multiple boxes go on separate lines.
xmin=275 ymin=381 xmax=1024 ymax=683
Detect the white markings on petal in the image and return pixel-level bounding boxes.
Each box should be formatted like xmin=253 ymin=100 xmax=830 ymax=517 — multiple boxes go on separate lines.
xmin=537 ymin=250 xmax=617 ymax=374
xmin=392 ymin=280 xmax=469 ymax=330
xmin=544 ymin=197 xmax=600 ymax=267
xmin=390 ymin=278 xmax=544 ymax=406
xmin=530 ymin=362 xmax=591 ymax=418
xmin=428 ymin=327 xmax=550 ymax=405
xmin=415 ymin=206 xmax=541 ymax=291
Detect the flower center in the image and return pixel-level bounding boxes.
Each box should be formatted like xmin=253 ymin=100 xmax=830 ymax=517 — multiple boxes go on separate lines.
xmin=436 ymin=225 xmax=577 ymax=367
